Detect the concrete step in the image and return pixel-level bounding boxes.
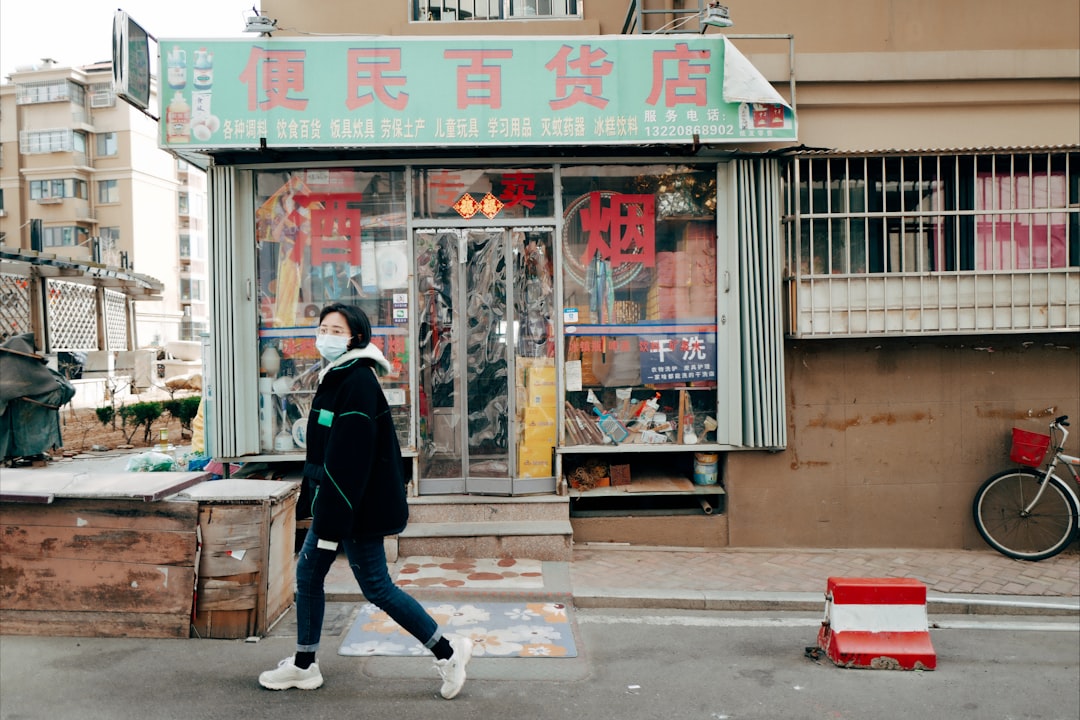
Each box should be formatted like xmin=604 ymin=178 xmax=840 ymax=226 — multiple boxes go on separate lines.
xmin=397 ymin=519 xmax=573 ymax=561
xmin=407 ymin=494 xmax=569 ymax=524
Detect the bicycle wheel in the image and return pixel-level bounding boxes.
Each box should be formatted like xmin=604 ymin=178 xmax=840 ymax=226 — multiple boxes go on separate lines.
xmin=972 ymin=468 xmax=1079 ymax=561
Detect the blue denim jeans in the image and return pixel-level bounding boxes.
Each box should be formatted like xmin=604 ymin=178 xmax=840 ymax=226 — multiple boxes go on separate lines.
xmin=294 ymin=529 xmax=441 ymax=654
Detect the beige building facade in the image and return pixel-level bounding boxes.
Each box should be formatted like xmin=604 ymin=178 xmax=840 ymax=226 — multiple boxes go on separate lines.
xmin=176 ymin=0 xmax=1076 ymax=553
xmin=0 ymin=59 xmax=210 ymax=351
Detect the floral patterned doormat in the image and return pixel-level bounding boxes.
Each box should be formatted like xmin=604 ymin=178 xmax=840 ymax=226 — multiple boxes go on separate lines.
xmin=339 ymin=600 xmax=578 ymax=658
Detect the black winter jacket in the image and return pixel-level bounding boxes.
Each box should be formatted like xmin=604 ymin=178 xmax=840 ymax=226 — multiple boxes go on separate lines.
xmin=303 ymin=346 xmax=407 ymax=542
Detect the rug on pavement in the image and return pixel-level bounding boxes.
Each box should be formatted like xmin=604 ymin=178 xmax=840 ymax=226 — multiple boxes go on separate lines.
xmin=393 ymin=556 xmax=545 ymax=590
xmin=339 ymin=600 xmax=577 ymax=658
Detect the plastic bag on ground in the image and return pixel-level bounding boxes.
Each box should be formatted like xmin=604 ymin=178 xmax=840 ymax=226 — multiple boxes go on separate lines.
xmin=125 ymin=451 xmax=176 ymax=472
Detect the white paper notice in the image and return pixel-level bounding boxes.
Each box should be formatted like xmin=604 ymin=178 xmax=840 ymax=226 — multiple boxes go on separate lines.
xmin=565 ymin=360 xmax=583 ymax=392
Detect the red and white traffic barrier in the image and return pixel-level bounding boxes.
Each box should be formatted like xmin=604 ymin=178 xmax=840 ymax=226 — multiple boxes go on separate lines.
xmin=816 ymin=577 xmax=936 ymax=671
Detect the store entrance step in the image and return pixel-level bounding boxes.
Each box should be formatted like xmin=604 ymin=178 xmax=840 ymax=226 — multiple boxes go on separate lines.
xmin=397 ymin=520 xmax=573 ymax=562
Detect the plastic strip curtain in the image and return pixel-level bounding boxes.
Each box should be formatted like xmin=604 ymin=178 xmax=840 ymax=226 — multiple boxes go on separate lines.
xmin=735 ymin=158 xmax=787 ymax=449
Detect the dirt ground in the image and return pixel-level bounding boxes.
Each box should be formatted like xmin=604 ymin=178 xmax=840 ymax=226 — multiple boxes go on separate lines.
xmin=54 ymin=393 xmax=199 ymax=455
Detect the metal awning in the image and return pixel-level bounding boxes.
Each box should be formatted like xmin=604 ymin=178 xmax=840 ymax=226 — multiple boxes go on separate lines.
xmin=0 ymin=249 xmax=164 ymax=300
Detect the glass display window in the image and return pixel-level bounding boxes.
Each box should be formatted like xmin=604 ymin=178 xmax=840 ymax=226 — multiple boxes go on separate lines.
xmin=560 ymin=164 xmax=720 ymax=448
xmin=254 ymin=168 xmax=412 ymax=453
xmin=413 ymin=167 xmax=554 ymax=219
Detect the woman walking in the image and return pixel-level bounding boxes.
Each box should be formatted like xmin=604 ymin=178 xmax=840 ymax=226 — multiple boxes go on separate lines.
xmin=259 ymin=303 xmax=473 ymax=699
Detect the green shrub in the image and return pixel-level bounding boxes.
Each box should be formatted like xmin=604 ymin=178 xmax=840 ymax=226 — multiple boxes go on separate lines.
xmin=95 ymin=405 xmax=116 ymax=429
xmin=164 ymin=396 xmax=201 ymax=433
xmin=119 ymin=401 xmax=163 ymax=444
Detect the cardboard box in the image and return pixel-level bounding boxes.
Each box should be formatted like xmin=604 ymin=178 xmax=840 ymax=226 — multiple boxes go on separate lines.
xmin=521 ymin=406 xmax=556 ymax=427
xmin=518 ymin=457 xmax=553 ymax=478
xmin=526 ymin=384 xmax=557 ymax=408
xmin=520 ymin=424 xmax=557 ymax=445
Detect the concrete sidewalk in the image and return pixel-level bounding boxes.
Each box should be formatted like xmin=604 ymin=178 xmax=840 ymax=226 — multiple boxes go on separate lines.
xmin=323 ymin=545 xmax=1080 ymax=616
xmin=15 ymin=451 xmax=1080 ymax=616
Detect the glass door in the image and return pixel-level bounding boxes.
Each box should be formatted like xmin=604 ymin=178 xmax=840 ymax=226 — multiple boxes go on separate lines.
xmin=415 ymin=228 xmax=509 ymax=494
xmin=415 ymin=227 xmax=555 ymax=495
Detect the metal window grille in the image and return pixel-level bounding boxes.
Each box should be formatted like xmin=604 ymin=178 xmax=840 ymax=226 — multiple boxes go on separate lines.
xmin=0 ymin=273 xmax=32 ymax=339
xmin=783 ymin=150 xmax=1080 ymax=337
xmin=413 ymin=0 xmax=579 ymax=21
xmin=45 ymin=280 xmax=99 ymax=351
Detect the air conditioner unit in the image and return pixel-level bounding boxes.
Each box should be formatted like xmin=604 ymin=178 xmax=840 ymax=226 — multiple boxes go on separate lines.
xmin=91 ymin=90 xmax=115 ymax=108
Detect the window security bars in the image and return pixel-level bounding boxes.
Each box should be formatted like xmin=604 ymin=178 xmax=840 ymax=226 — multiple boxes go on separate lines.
xmin=782 ymin=151 xmax=1080 ymax=337
xmin=413 ymin=0 xmax=580 ymax=21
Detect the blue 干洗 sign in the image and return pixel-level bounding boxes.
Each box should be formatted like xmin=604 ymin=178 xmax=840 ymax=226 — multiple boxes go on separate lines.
xmin=638 ymin=333 xmax=717 ymax=384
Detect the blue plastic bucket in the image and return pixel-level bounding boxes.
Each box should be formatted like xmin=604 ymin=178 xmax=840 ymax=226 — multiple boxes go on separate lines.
xmin=693 ymin=452 xmax=719 ymax=485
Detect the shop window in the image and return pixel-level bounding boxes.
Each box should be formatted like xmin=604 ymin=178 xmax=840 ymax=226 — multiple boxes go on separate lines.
xmin=412 ymin=167 xmax=554 ymax=219
xmin=254 ymin=169 xmax=413 ymax=453
xmin=559 ymin=164 xmax=719 ymax=448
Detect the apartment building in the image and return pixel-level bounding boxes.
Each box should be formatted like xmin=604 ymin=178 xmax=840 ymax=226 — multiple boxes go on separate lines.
xmin=156 ymin=0 xmax=1076 ymax=554
xmin=0 ymin=58 xmax=209 ymax=350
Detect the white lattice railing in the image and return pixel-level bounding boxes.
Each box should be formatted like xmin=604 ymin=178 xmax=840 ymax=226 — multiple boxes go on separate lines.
xmin=0 ymin=273 xmax=32 ymax=339
xmin=104 ymin=289 xmax=129 ymax=351
xmin=46 ymin=279 xmax=99 ymax=350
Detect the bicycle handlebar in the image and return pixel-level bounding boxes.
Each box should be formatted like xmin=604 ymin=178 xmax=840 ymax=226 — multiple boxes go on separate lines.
xmin=1054 ymin=415 xmax=1069 ymax=427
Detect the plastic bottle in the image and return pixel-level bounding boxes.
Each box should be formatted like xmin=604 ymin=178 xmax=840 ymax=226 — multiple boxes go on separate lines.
xmin=192 ymin=49 xmax=213 ymax=90
xmin=165 ymin=92 xmax=191 ymax=143
xmin=167 ymin=46 xmax=186 ymax=90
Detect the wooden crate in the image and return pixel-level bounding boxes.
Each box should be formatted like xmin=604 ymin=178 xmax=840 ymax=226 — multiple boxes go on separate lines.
xmin=0 ymin=497 xmax=199 ymax=638
xmin=180 ymin=480 xmax=299 ymax=639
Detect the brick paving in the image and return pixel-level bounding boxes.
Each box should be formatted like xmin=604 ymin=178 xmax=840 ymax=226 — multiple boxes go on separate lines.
xmin=568 ymin=546 xmax=1080 ymax=597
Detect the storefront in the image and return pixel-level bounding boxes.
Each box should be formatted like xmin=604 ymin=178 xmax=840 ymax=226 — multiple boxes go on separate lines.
xmin=150 ymin=33 xmax=795 ymax=521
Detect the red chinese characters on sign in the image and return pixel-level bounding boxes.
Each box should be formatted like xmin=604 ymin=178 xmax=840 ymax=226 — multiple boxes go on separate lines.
xmin=497 ymin=172 xmax=537 ymax=209
xmin=240 ymin=47 xmax=309 ymax=111
xmin=579 ymin=192 xmax=656 ymax=268
xmin=567 ymin=337 xmax=633 ymax=354
xmin=293 ymin=193 xmax=362 ymax=266
xmin=645 ymin=43 xmax=711 ymax=108
xmin=544 ymin=44 xmax=613 ymax=111
xmin=429 ymin=171 xmax=466 ymax=209
xmin=444 ymin=49 xmax=514 ymax=109
xmin=346 ymin=48 xmax=409 ymax=111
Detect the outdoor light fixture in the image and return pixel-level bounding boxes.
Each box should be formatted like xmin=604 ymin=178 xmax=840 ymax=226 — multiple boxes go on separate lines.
xmin=702 ymin=3 xmax=733 ymax=28
xmin=244 ymin=10 xmax=277 ymax=34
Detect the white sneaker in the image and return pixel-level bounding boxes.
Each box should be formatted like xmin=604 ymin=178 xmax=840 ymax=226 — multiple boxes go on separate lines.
xmin=259 ymin=656 xmax=324 ymax=690
xmin=434 ymin=635 xmax=473 ymax=699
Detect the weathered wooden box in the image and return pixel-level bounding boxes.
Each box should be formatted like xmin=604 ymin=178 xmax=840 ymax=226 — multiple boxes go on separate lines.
xmin=0 ymin=470 xmax=208 ymax=639
xmin=179 ymin=479 xmax=299 ymax=639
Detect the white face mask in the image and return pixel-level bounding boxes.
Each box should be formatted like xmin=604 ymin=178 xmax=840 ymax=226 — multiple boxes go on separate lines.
xmin=316 ymin=334 xmax=350 ymax=362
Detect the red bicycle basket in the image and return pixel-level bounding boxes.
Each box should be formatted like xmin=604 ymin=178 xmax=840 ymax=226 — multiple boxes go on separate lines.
xmin=1009 ymin=428 xmax=1051 ymax=467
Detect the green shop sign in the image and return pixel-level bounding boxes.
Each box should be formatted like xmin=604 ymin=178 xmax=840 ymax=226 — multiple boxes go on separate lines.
xmin=159 ymin=35 xmax=795 ymax=150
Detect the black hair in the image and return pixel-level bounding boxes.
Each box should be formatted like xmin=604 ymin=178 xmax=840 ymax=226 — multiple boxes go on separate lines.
xmin=319 ymin=303 xmax=371 ymax=350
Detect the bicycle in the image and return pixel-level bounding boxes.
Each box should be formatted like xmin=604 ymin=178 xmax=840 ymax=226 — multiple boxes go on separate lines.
xmin=972 ymin=415 xmax=1080 ymax=561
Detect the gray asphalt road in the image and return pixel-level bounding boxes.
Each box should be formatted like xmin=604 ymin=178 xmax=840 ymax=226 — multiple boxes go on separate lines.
xmin=2 ymin=608 xmax=1077 ymax=720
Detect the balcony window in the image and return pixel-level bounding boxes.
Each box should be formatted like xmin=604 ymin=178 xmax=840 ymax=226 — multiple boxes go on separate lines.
xmin=783 ymin=151 xmax=1080 ymax=336
xmin=31 ymin=178 xmax=87 ymax=201
xmin=96 ymin=132 xmax=118 ymax=158
xmin=16 ymin=79 xmax=85 ymax=105
xmin=180 ymin=277 xmax=204 ymax=302
xmin=42 ymin=225 xmax=88 ymax=248
xmin=19 ymin=129 xmax=72 ymax=154
xmin=98 ymin=179 xmax=120 ymax=204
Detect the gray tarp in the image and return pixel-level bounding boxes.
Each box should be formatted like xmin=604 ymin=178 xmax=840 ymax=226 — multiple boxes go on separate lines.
xmin=0 ymin=333 xmax=76 ymax=460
